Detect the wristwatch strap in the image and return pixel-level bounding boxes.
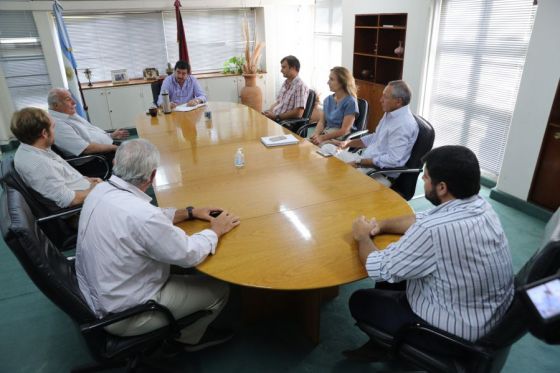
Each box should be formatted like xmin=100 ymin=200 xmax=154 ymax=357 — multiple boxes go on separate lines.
xmin=186 ymin=206 xmax=194 ymax=220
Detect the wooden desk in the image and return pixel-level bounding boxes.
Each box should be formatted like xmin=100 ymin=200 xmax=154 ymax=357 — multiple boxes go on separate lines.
xmin=136 ymin=102 xmax=412 ymax=342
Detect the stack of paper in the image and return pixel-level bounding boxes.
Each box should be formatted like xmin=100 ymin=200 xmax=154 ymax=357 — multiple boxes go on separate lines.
xmin=261 ymin=134 xmax=299 ymax=147
xmin=173 ymin=103 xmax=206 ymax=112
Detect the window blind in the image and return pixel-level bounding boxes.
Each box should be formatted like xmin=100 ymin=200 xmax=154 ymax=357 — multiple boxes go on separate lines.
xmin=64 ymin=13 xmax=169 ymax=82
xmin=0 ymin=11 xmax=51 ymax=110
xmin=424 ymin=0 xmax=537 ymax=177
xmin=64 ymin=9 xmax=255 ymax=82
xmin=163 ymin=9 xmax=255 ymax=73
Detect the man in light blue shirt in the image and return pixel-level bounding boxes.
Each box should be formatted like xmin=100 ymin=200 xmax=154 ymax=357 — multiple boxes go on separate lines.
xmin=157 ymin=60 xmax=207 ymax=108
xmin=320 ymin=80 xmax=418 ymax=186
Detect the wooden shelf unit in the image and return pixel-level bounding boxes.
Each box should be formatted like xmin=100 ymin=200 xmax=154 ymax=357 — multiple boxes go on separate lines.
xmin=353 ymin=13 xmax=407 ymax=131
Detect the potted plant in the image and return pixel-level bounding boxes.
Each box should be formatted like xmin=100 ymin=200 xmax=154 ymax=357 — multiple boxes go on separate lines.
xmin=240 ymin=19 xmax=265 ymax=112
xmin=223 ymin=56 xmax=245 ymax=75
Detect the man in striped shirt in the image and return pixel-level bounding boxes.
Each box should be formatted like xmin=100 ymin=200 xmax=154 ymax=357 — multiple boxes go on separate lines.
xmin=263 ymin=55 xmax=309 ymax=123
xmin=346 ymin=145 xmax=514 ymax=360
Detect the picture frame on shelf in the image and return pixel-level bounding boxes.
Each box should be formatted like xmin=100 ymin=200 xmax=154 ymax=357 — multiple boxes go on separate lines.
xmin=143 ymin=67 xmax=159 ymax=80
xmin=111 ymin=69 xmax=129 ymax=84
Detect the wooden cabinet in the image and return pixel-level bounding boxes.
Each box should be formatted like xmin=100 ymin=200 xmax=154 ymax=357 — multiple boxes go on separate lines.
xmin=353 ymin=13 xmax=407 ymax=132
xmin=83 ymin=85 xmax=147 ymax=130
xmin=529 ymin=81 xmax=560 ymax=211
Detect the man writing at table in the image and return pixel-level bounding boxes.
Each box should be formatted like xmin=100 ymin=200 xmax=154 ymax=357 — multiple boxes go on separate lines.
xmin=76 ymin=139 xmax=240 ymax=351
xmin=157 ymin=60 xmax=207 ymax=108
xmin=345 ymin=145 xmax=514 ymax=360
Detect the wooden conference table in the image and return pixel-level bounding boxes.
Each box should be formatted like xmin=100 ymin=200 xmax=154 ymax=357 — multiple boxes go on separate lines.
xmin=136 ymin=102 xmax=412 ymax=343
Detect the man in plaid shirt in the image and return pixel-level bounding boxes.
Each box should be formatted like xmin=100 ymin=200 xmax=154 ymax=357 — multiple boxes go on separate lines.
xmin=263 ymin=55 xmax=310 ymax=122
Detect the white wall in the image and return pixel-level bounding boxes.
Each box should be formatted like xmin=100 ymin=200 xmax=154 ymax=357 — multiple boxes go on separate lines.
xmin=341 ymin=0 xmax=434 ymax=114
xmin=495 ymin=0 xmax=560 ymax=200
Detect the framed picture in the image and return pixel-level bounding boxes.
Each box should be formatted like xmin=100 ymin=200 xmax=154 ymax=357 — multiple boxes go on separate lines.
xmin=111 ymin=69 xmax=129 ymax=84
xmin=143 ymin=67 xmax=159 ymax=80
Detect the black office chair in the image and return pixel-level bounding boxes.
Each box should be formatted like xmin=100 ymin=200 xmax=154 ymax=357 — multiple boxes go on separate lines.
xmin=0 ymin=187 xmax=210 ymax=373
xmin=354 ymin=239 xmax=560 ymax=373
xmin=151 ymin=79 xmax=164 ymax=106
xmin=367 ymin=114 xmax=435 ymax=200
xmin=51 ymin=144 xmax=111 ymax=180
xmin=279 ymin=89 xmax=316 ymax=133
xmin=297 ymin=98 xmax=369 ymax=140
xmin=0 ymin=157 xmax=80 ymax=251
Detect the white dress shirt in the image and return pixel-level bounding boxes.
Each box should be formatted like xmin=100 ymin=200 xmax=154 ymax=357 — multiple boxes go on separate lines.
xmin=360 ymin=105 xmax=418 ymax=178
xmin=76 ymin=175 xmax=218 ymax=317
xmin=49 ymin=109 xmax=113 ymax=156
xmin=14 ymin=143 xmax=91 ymax=208
xmin=366 ymin=196 xmax=514 ymax=341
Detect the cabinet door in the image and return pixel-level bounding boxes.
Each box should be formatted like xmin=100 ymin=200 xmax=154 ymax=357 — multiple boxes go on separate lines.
xmin=529 ymin=125 xmax=560 ymax=210
xmin=106 ymin=86 xmax=146 ymax=129
xmin=206 ymin=76 xmax=240 ymax=103
xmin=83 ymin=89 xmax=112 ymax=131
xmin=356 ymin=80 xmax=384 ymax=132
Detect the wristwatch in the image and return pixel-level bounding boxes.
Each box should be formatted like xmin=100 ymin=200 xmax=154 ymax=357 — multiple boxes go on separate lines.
xmin=275 ymin=115 xmax=281 ymax=122
xmin=186 ymin=206 xmax=194 ymax=220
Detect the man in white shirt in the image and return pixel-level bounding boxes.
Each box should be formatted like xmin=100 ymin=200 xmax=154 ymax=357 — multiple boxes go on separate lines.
xmin=76 ymin=139 xmax=240 ymax=351
xmin=47 ymin=88 xmax=129 ymax=157
xmin=320 ymin=80 xmax=418 ymax=187
xmin=10 ymin=107 xmax=101 ymax=208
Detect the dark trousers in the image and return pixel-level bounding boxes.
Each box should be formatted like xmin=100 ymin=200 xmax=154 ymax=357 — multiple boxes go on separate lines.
xmin=349 ymin=288 xmax=423 ymax=337
xmin=350 ymin=288 xmax=468 ymax=358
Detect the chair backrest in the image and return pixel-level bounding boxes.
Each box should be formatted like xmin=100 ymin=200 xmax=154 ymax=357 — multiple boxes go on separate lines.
xmin=478 ymin=240 xmax=560 ymax=350
xmin=390 ymin=114 xmax=435 ymax=200
xmin=0 ymin=187 xmax=96 ymax=325
xmin=302 ymin=90 xmax=316 ymax=120
xmin=151 ymin=79 xmax=164 ymax=106
xmin=353 ymin=98 xmax=369 ymax=132
xmin=0 ymin=156 xmax=60 ymax=217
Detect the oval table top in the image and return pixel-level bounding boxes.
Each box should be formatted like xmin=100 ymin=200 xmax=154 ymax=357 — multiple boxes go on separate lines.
xmin=136 ymin=102 xmax=413 ymax=290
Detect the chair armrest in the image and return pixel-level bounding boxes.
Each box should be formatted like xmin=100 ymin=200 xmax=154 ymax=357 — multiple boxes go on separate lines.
xmin=367 ymin=167 xmax=422 ymax=176
xmin=297 ymin=122 xmax=318 ymax=137
xmin=345 ymin=130 xmax=369 ymax=141
xmin=279 ymin=118 xmax=309 ymax=131
xmin=81 ymin=300 xmax=180 ymax=334
xmin=393 ymin=323 xmax=491 ymax=359
xmin=36 ymin=206 xmax=82 ymax=224
xmin=66 ymin=154 xmax=111 ymax=180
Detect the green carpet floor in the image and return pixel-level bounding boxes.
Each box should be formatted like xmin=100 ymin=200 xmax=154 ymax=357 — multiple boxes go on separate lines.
xmin=0 ymin=153 xmax=558 ymax=371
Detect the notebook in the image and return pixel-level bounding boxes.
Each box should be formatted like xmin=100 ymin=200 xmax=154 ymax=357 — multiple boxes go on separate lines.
xmin=260 ymin=134 xmax=299 ymax=147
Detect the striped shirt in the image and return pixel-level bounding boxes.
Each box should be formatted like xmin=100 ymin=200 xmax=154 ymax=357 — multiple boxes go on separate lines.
xmin=366 ymin=196 xmax=514 ymax=341
xmin=273 ymin=76 xmax=309 ymax=116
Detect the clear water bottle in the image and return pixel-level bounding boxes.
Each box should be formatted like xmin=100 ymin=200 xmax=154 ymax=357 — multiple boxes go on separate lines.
xmin=161 ymin=90 xmax=171 ymax=114
xmin=234 ymin=148 xmax=245 ymax=168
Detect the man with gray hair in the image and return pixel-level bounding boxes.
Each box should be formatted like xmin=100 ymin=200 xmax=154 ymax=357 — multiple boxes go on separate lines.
xmin=75 ymin=139 xmax=240 ymax=351
xmin=319 ymin=80 xmax=419 ymax=186
xmin=48 ymin=88 xmax=128 ymax=157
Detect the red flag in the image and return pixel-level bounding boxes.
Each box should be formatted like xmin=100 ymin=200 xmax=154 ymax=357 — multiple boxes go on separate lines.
xmin=174 ymin=0 xmax=190 ymax=68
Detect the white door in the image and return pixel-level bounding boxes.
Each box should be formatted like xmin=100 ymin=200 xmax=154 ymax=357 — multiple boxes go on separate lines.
xmin=106 ymin=86 xmax=146 ymax=129
xmin=83 ymin=89 xmax=112 ymax=131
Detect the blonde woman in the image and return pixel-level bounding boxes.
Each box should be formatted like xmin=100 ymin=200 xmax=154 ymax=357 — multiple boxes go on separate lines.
xmin=309 ymin=66 xmax=359 ymax=145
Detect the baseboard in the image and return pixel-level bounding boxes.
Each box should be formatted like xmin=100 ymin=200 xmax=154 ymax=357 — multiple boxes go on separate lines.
xmin=489 ymin=188 xmax=553 ymax=222
xmin=481 ymin=176 xmax=497 ymax=188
